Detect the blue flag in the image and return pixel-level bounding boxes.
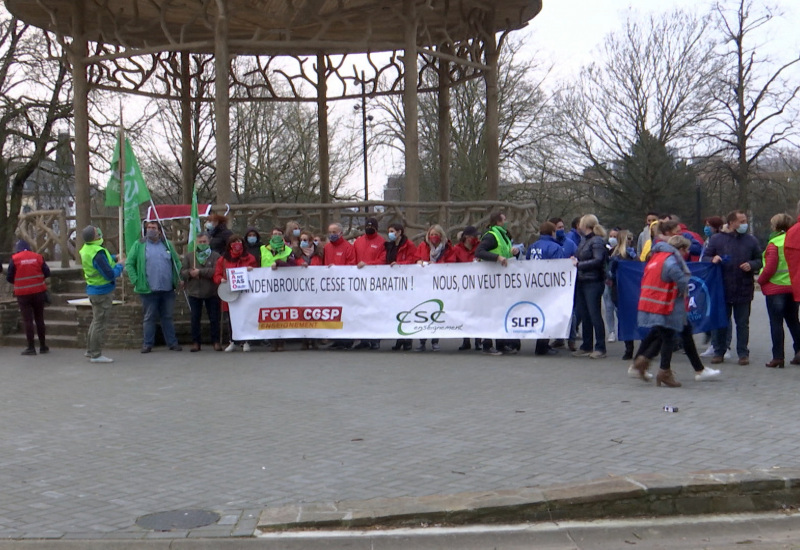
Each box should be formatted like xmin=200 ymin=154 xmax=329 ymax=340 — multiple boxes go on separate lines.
xmin=616 ymin=262 xmax=728 ymax=342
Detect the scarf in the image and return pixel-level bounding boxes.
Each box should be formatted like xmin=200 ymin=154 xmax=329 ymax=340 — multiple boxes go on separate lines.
xmin=195 ymin=248 xmax=212 ymax=265
xmin=429 ymin=241 xmax=446 ymax=263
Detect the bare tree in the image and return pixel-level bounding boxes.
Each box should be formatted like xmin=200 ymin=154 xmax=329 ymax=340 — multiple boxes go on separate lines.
xmin=0 ymin=11 xmax=72 ymax=255
xmin=558 ymin=8 xmax=721 ymax=227
xmin=708 ymin=0 xmax=800 ymax=211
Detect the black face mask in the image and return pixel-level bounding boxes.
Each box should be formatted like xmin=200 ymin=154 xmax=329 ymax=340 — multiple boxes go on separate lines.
xmin=365 ymin=227 xmax=376 ymax=235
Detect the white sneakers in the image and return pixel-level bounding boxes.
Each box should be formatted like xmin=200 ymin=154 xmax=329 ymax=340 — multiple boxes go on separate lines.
xmin=700 ymin=344 xmax=732 ymax=359
xmin=695 ymin=367 xmax=721 ymax=381
xmin=90 ymin=355 xmax=114 ymax=363
xmin=224 ymin=342 xmax=237 ymax=352
xmin=607 ymin=331 xmax=616 ymax=343
xmin=627 ymin=364 xmax=654 ymax=381
xmin=242 ymin=342 xmax=251 ymax=352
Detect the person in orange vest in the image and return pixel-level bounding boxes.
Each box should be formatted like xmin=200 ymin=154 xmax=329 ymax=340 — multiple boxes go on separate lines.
xmin=631 ymin=221 xmax=689 ymax=387
xmin=6 ymin=240 xmax=50 ymax=355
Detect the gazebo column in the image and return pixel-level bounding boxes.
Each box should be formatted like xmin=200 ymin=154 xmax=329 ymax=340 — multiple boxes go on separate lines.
xmin=402 ymin=0 xmax=420 ymax=224
xmin=437 ymin=44 xmax=451 ymax=223
xmin=180 ymin=51 xmax=193 ymax=205
xmin=317 ymin=53 xmax=330 ymax=232
xmin=71 ymin=0 xmax=90 ymax=248
xmin=214 ymin=2 xmax=232 ymax=205
xmin=484 ymin=23 xmax=500 ymax=200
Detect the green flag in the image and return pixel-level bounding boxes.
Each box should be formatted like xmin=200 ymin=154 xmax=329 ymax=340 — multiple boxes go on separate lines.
xmin=105 ymin=137 xmax=151 ymax=254
xmin=188 ymin=186 xmax=200 ymax=253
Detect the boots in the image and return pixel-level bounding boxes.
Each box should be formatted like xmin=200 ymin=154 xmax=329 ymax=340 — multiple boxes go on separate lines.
xmin=656 ymin=369 xmax=682 ymax=387
xmin=633 ymin=355 xmax=650 ymax=381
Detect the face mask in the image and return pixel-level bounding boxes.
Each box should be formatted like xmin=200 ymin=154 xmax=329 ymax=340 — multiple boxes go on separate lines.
xmin=429 ymin=235 xmax=442 ymax=246
xmin=703 ymin=226 xmax=713 ymax=237
xmin=270 ymin=236 xmax=285 ymax=250
xmin=313 ymin=240 xmax=320 ymax=246
xmin=365 ymin=227 xmax=376 ymax=236
xmin=205 ymin=222 xmax=214 ymax=231
xmin=247 ymin=236 xmax=257 ymax=245
xmin=146 ymin=228 xmax=159 ymax=241
xmin=736 ymin=223 xmax=748 ymax=234
xmin=230 ymin=242 xmax=243 ymax=257
xmin=196 ymin=243 xmax=210 ymax=252
xmin=608 ymin=237 xmax=618 ymax=247
xmin=329 ymin=233 xmax=340 ymax=242
xmin=292 ymin=229 xmax=301 ymax=237
xmin=300 ymin=240 xmax=310 ymax=248
xmin=555 ymin=229 xmax=565 ymax=239
xmin=387 ymin=232 xmax=397 ymax=242
xmin=95 ymin=228 xmax=103 ymax=241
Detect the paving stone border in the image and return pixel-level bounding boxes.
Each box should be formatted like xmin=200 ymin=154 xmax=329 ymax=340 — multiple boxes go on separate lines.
xmin=257 ymin=468 xmax=800 ymax=531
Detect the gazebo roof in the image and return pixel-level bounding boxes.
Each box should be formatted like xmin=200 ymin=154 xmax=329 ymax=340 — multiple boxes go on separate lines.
xmin=6 ymin=0 xmax=543 ymax=56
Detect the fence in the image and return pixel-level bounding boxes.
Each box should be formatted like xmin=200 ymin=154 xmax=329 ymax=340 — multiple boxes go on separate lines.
xmin=16 ymin=201 xmax=539 ymax=265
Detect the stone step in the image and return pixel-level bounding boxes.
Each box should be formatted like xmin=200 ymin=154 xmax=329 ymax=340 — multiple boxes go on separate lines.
xmin=43 ymin=306 xmax=80 ymax=322
xmin=44 ymin=319 xmax=82 ymax=337
xmin=3 ymin=332 xmax=80 ymax=349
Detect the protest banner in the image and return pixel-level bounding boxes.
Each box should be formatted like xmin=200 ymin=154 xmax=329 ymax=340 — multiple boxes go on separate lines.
xmin=227 ymin=260 xmax=577 ymax=340
xmin=227 ymin=267 xmax=250 ymax=292
xmin=616 ymin=261 xmax=728 ymax=342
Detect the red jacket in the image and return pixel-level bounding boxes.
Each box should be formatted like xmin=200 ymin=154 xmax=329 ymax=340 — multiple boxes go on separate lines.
xmin=785 ymin=217 xmax=800 ymax=301
xmin=10 ymin=250 xmax=48 ymax=295
xmin=417 ymin=241 xmax=455 ymax=263
xmin=295 ymin=253 xmax=323 ymax=266
xmin=354 ymin=233 xmax=386 ymax=265
xmin=213 ymin=253 xmax=258 ymax=311
xmin=451 ymin=242 xmax=476 ymax=263
xmin=385 ymin=237 xmax=419 ymax=265
xmin=323 ymin=238 xmax=357 ymax=266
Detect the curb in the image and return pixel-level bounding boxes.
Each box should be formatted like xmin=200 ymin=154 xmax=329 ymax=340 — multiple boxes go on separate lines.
xmin=257 ymin=467 xmax=800 ymax=531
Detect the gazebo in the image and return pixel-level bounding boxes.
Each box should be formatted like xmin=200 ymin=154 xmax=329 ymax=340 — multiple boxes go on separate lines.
xmin=6 ymin=0 xmax=542 ymax=241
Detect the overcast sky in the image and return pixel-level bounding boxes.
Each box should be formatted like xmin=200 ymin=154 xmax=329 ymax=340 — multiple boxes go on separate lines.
xmin=523 ymin=0 xmax=800 ymax=77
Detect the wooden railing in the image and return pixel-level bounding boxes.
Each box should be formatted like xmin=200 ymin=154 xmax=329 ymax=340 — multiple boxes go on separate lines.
xmin=17 ymin=201 xmax=539 ymax=265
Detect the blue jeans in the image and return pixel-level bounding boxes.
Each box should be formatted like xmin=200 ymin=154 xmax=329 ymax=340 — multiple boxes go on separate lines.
xmin=140 ymin=291 xmax=178 ymax=348
xmin=712 ymin=302 xmax=751 ymax=359
xmin=575 ymin=280 xmax=606 ymax=353
xmin=188 ymin=295 xmax=221 ymax=345
xmin=764 ymin=293 xmax=800 ymax=360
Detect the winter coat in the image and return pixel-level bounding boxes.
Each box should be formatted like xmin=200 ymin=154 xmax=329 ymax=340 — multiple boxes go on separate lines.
xmin=526 ymin=235 xmax=566 ymax=260
xmin=575 ymin=233 xmax=607 ymax=283
xmin=180 ymin=250 xmax=221 ymax=299
xmin=637 ymin=241 xmax=690 ymax=332
xmin=703 ymin=230 xmax=762 ymax=304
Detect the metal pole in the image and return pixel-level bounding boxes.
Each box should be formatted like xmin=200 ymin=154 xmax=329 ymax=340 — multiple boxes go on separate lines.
xmin=360 ymin=71 xmax=369 ymax=213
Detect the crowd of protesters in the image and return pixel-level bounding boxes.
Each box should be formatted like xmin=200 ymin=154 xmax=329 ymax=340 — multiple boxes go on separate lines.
xmin=9 ymin=202 xmax=800 ymax=391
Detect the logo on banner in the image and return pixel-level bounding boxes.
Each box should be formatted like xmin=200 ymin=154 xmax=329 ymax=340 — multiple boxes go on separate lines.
xmin=396 ymin=299 xmax=454 ymax=336
xmin=258 ymin=307 xmax=343 ymax=330
xmin=504 ymin=302 xmax=546 ymax=334
xmin=686 ymin=275 xmax=712 ymax=325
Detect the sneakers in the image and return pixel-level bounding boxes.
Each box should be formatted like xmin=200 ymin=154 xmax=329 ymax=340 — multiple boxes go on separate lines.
xmin=700 ymin=344 xmax=715 ymax=357
xmin=242 ymin=342 xmax=251 ymax=352
xmin=90 ymin=355 xmax=114 ymax=363
xmin=483 ymin=347 xmax=503 ymax=356
xmin=695 ymin=367 xmax=720 ymax=381
xmin=589 ymin=351 xmax=607 ymax=359
xmin=431 ymin=343 xmax=440 ymax=352
xmin=607 ymin=331 xmax=616 ymax=343
xmin=224 ymin=342 xmax=237 ymax=352
xmin=353 ymin=341 xmax=372 ymax=350
xmin=370 ymin=341 xmax=381 ymax=350
xmin=169 ymin=344 xmax=183 ymax=352
xmin=627 ymin=364 xmax=654 ymax=381
xmin=21 ymin=347 xmax=36 ymax=356
xmin=39 ymin=346 xmax=49 ymax=354
xmin=414 ymin=343 xmax=426 ymax=352
xmin=572 ymin=349 xmax=592 ymax=357
xmin=84 ymin=351 xmax=91 ymax=358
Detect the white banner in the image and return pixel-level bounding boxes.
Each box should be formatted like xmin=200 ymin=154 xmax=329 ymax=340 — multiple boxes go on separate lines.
xmin=228 ymin=260 xmax=576 ymax=340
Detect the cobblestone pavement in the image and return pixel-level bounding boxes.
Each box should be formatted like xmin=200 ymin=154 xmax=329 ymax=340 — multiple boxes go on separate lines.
xmin=1 ymin=294 xmax=799 ymax=539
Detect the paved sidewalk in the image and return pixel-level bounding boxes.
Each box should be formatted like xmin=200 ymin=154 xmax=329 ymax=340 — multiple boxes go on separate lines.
xmin=1 ymin=295 xmax=799 ymax=540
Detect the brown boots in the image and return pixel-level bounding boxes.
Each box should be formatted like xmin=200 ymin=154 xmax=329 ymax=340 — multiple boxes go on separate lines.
xmin=656 ymin=369 xmax=682 ymax=388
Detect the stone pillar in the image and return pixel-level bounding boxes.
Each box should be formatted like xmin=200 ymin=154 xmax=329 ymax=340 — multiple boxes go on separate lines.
xmin=484 ymin=21 xmax=500 ymax=201
xmin=214 ymin=1 xmax=232 ymax=205
xmin=71 ymin=0 xmax=90 ymax=249
xmin=403 ymin=0 xmax=420 ymax=223
xmin=317 ymin=53 xmax=330 ymax=233
xmin=180 ymin=51 xmax=193 ymax=205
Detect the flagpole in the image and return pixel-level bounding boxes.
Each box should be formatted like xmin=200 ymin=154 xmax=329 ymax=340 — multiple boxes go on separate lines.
xmin=118 ymin=106 xmax=126 ymax=304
